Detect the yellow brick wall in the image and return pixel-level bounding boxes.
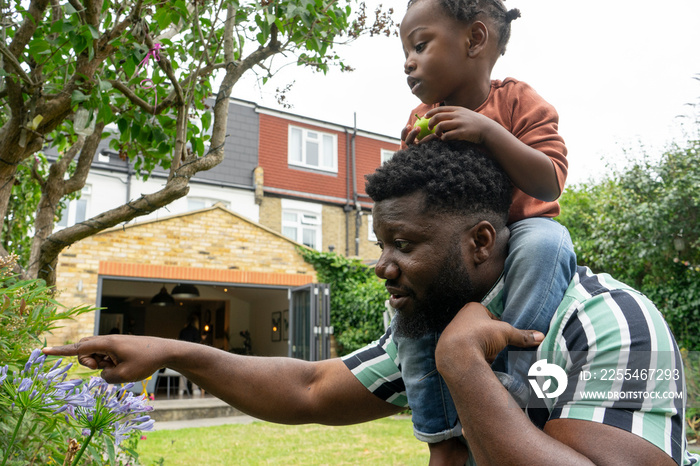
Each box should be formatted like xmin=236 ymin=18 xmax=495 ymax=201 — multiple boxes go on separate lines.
xmin=257 ymin=196 xmax=282 ymax=232
xmin=321 ymin=205 xmax=347 ymax=255
xmin=52 ymin=206 xmax=316 ymax=345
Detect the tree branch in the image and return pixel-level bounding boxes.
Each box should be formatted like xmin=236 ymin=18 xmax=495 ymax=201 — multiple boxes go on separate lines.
xmin=8 ymin=0 xmax=50 ymax=57
xmin=144 ymin=34 xmax=184 ymax=105
xmin=107 ymin=0 xmax=139 ymax=42
xmin=36 ymin=175 xmax=191 ymax=283
xmin=0 ymin=44 xmax=36 ymax=87
xmin=63 ymin=122 xmax=105 ymax=195
xmin=157 ymin=62 xmax=228 ymax=110
xmin=84 ymin=0 xmax=102 ymax=28
xmin=109 ymin=79 xmax=155 ymax=113
xmin=30 ymin=157 xmax=46 ymax=187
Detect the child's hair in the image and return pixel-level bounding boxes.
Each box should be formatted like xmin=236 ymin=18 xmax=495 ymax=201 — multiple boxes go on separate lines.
xmin=406 ymin=0 xmax=521 ymax=55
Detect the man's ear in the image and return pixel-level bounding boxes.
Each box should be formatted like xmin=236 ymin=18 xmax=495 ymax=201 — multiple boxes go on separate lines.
xmin=466 ymin=220 xmax=497 ymax=265
xmin=466 ymin=21 xmax=489 ymax=58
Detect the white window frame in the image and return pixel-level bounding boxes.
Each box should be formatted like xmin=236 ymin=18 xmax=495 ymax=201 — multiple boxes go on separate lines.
xmin=367 ymin=214 xmax=377 ymax=242
xmin=288 ymin=125 xmax=338 ymax=173
xmin=56 ymin=185 xmax=91 ymax=228
xmin=281 ymin=199 xmax=323 ymax=251
xmin=381 ymin=149 xmax=395 ymax=165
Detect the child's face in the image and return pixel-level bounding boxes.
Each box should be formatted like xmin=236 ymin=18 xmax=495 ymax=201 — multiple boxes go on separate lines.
xmin=400 ymin=0 xmax=475 ymax=107
xmin=400 ymin=0 xmax=473 ymax=105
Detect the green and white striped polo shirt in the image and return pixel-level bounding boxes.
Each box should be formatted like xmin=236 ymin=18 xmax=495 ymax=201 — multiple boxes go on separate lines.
xmin=342 ymin=266 xmax=698 ymax=465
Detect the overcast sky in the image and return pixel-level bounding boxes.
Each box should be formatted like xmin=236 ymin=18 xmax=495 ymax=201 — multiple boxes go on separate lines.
xmin=231 ymin=0 xmax=700 ymax=186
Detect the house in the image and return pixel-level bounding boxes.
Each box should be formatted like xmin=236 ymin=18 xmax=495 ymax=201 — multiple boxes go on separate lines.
xmin=50 ymin=98 xmax=400 ymax=361
xmin=60 ymin=98 xmax=400 ymax=260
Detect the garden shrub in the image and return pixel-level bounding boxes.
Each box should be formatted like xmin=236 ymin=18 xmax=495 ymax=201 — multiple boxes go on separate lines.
xmin=0 ymin=255 xmax=151 ymax=465
xmin=299 ymin=248 xmax=387 ymax=356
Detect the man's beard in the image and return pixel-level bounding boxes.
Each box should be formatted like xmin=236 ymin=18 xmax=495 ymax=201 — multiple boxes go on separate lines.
xmin=392 ymin=244 xmax=474 ymax=339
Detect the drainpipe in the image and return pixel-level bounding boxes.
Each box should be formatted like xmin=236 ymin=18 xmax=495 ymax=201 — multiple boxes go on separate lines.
xmin=344 ymin=128 xmax=352 ymax=257
xmin=126 ymin=157 xmax=133 ymax=203
xmin=351 ymin=113 xmax=360 ymax=257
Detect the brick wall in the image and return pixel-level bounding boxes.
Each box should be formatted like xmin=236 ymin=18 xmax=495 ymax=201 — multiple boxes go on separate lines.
xmin=257 ymin=196 xmax=282 ymax=232
xmin=52 ymin=205 xmax=316 ymax=345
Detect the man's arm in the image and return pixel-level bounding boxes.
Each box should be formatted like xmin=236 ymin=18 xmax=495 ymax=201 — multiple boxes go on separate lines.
xmin=434 ymin=303 xmax=676 ymax=466
xmin=44 ymin=335 xmax=403 ymax=425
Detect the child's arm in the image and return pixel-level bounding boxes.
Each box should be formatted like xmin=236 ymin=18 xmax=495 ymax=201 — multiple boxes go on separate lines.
xmin=424 ymin=106 xmax=560 ymax=202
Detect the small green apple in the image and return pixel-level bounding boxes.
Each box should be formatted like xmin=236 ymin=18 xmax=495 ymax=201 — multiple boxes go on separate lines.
xmin=413 ymin=114 xmax=435 ymax=140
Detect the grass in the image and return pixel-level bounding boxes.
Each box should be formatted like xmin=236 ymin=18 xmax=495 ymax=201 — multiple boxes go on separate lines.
xmin=136 ymin=416 xmax=429 ymax=465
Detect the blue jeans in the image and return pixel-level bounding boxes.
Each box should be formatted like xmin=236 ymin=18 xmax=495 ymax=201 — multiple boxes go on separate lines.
xmin=393 ymin=217 xmax=577 ymax=443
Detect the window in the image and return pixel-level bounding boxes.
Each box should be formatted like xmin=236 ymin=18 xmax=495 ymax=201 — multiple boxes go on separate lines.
xmin=187 ymin=197 xmax=229 ymax=211
xmin=282 ymin=211 xmax=321 ymax=250
xmin=57 ymin=185 xmax=91 ymax=228
xmin=281 ymin=199 xmax=322 ymax=250
xmin=381 ymin=149 xmax=395 ymax=165
xmin=367 ymin=214 xmax=377 ymax=242
xmin=98 ymin=150 xmax=111 ymax=163
xmin=288 ymin=126 xmax=337 ymax=172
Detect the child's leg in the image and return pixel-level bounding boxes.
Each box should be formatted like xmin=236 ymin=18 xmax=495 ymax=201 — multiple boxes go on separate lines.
xmin=391 ymin=322 xmax=462 ymax=444
xmin=492 ymin=217 xmax=577 ymax=383
xmin=428 ymin=438 xmax=470 ymax=466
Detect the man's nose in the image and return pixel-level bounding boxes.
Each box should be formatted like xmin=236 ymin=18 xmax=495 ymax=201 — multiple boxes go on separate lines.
xmin=375 ymin=253 xmax=399 ymax=280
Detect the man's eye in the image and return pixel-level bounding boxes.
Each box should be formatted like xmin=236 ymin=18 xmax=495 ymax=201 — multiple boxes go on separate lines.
xmin=394 ymin=240 xmax=409 ymax=250
xmin=415 ymin=42 xmax=426 ymax=53
xmin=375 ymin=242 xmax=384 ymax=250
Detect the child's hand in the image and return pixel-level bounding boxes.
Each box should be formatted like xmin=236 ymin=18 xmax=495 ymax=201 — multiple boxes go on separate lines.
xmin=401 ymin=122 xmax=440 ymax=146
xmin=424 ymin=106 xmax=497 ymax=144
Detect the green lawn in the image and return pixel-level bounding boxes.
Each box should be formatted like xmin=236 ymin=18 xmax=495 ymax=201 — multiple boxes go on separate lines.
xmin=137 ymin=416 xmax=429 ymax=465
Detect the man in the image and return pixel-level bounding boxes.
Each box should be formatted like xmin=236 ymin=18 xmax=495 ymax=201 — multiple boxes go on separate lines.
xmin=45 ymin=141 xmax=695 ymax=465
xmin=177 ymin=313 xmax=202 ymax=395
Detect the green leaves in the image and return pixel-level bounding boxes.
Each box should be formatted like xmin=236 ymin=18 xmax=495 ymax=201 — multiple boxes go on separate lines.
xmin=559 ymin=133 xmax=700 ymax=350
xmin=299 ymin=248 xmax=387 ymax=355
xmin=5 ymin=0 xmax=366 ymax=177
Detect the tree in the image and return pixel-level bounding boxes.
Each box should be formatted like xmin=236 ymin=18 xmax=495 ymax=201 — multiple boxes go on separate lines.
xmin=559 ymin=125 xmax=700 ymax=350
xmin=0 ymin=0 xmax=395 ymax=285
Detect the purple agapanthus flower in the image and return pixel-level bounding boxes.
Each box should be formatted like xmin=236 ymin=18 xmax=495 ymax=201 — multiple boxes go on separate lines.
xmin=17 ymin=377 xmax=33 ymax=393
xmin=2 ymin=348 xmax=157 ymax=466
xmin=64 ymin=376 xmax=155 ymax=447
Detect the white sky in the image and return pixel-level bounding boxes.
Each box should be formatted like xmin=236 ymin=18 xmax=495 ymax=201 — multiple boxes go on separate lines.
xmin=231 ymin=0 xmax=700 ymax=186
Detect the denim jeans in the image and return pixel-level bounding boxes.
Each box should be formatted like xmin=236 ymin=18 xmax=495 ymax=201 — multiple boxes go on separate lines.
xmin=392 ymin=327 xmax=462 ymax=442
xmin=492 ymin=217 xmax=577 ymax=380
xmin=394 ymin=217 xmax=577 ymax=443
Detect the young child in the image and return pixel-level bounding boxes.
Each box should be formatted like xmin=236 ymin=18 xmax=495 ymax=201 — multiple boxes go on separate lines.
xmin=395 ymin=0 xmax=577 ymax=463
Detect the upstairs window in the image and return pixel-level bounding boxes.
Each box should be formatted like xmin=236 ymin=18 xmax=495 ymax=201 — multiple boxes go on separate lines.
xmin=288 ymin=126 xmax=337 ymax=173
xmin=381 ymin=149 xmax=395 ymax=165
xmin=57 ymin=185 xmax=91 ymax=228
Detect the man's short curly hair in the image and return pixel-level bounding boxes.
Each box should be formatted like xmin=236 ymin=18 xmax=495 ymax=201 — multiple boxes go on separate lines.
xmin=365 ymin=140 xmax=512 ymax=226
